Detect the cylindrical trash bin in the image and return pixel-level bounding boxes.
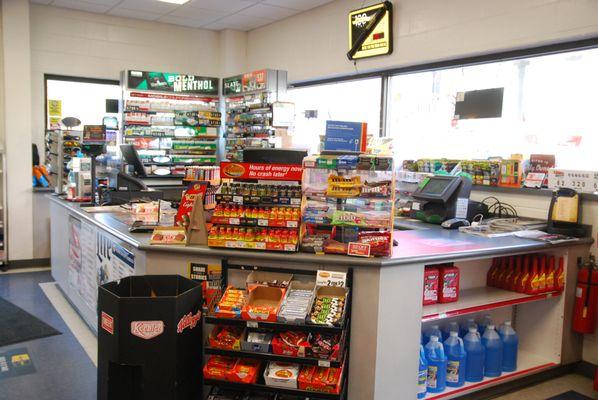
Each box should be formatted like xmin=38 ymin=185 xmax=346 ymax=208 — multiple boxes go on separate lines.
xmin=98 ymin=275 xmax=203 ymax=400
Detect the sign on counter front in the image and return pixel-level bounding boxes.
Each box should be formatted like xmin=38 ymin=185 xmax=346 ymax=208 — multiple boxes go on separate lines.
xmin=127 ymin=70 xmax=219 ymax=96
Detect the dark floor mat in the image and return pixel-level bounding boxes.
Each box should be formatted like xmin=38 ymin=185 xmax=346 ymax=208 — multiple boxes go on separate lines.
xmin=0 ymin=296 xmax=61 ymax=347
xmin=547 ymin=391 xmax=594 ymax=400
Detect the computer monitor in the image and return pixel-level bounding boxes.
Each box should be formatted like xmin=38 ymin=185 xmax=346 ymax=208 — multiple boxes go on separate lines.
xmin=243 ymin=148 xmax=307 ymax=165
xmin=120 ymin=144 xmax=147 ymax=178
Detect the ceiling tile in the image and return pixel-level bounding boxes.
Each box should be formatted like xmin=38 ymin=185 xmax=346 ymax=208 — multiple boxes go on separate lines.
xmin=51 ymin=0 xmax=113 ymax=13
xmin=107 ymin=7 xmax=163 ymax=21
xmin=116 ymin=0 xmax=180 ymax=14
xmin=261 ymin=0 xmax=332 ymax=11
xmin=200 ymin=21 xmax=232 ymax=31
xmin=187 ymin=0 xmax=257 ymax=13
xmin=168 ymin=5 xmax=226 ymax=21
xmin=65 ymin=0 xmax=122 ymax=6
xmin=158 ymin=14 xmax=215 ymax=28
xmin=239 ymin=3 xmax=299 ymax=19
xmin=30 ymin=0 xmax=53 ymax=5
xmin=214 ymin=13 xmax=273 ymax=30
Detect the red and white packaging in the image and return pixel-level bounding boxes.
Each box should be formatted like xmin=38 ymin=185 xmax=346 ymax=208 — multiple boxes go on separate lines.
xmin=439 ymin=264 xmax=460 ymax=303
xmin=423 ymin=266 xmax=440 ymax=305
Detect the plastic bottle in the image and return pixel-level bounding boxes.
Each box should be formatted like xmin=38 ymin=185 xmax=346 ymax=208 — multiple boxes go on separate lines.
xmin=442 ymin=321 xmax=460 ymax=341
xmin=482 ymin=325 xmax=503 ymax=377
xmin=517 ymin=255 xmax=531 ymax=293
xmin=503 ymin=256 xmax=515 ymax=290
xmin=509 ymin=256 xmax=522 ymax=292
xmin=499 ymin=321 xmax=519 ymax=372
xmin=487 ymin=257 xmax=499 ymax=287
xmin=538 ymin=255 xmax=547 ymax=293
xmin=444 ymin=331 xmax=467 ymax=387
xmin=545 ymin=256 xmax=556 ymax=292
xmin=556 ymin=256 xmax=565 ymax=292
xmin=464 ymin=327 xmax=485 ymax=382
xmin=478 ymin=314 xmax=493 ymax=335
xmin=460 ymin=318 xmax=477 ymax=338
xmin=418 ymin=345 xmax=428 ymax=399
xmin=423 ymin=324 xmax=443 ymax=345
xmin=495 ymin=257 xmax=508 ymax=289
xmin=425 ymin=336 xmax=447 ymax=393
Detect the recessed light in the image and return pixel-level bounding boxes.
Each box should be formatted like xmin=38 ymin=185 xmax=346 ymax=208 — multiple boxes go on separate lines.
xmin=157 ymin=0 xmax=190 ymax=4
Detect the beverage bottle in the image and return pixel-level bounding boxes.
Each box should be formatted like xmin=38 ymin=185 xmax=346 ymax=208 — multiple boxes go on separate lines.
xmin=478 ymin=314 xmax=493 ymax=335
xmin=418 ymin=345 xmax=427 ymax=399
xmin=545 ymin=255 xmax=556 ymax=292
xmin=556 ymin=256 xmax=565 ymax=291
xmin=444 ymin=331 xmax=467 ymax=387
xmin=482 ymin=325 xmax=503 ymax=377
xmin=538 ymin=255 xmax=547 ymax=293
xmin=425 ymin=336 xmax=447 ymax=393
xmin=464 ymin=327 xmax=485 ymax=382
xmin=423 ymin=324 xmax=443 ymax=345
xmin=460 ymin=318 xmax=477 ymax=338
xmin=499 ymin=321 xmax=519 ymax=372
xmin=517 ymin=255 xmax=531 ymax=293
xmin=525 ymin=256 xmax=540 ymax=295
xmin=442 ymin=321 xmax=460 ymax=341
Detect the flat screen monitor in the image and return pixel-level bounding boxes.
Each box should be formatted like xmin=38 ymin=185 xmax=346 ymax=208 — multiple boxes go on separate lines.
xmin=243 ymin=148 xmax=307 ymax=165
xmin=413 ymin=175 xmax=462 ymax=203
xmin=120 ymin=144 xmax=147 ymax=178
xmin=454 ymin=87 xmax=504 ymax=119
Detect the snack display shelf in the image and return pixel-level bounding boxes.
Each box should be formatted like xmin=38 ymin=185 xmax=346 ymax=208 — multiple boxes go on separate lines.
xmin=204 ymin=347 xmax=344 ymax=368
xmin=422 ymin=287 xmax=562 ymax=322
xmin=424 ymin=351 xmax=556 ymax=399
xmin=204 ymin=316 xmax=346 ymax=334
xmin=207 ymin=239 xmax=298 ymax=252
xmin=216 ymin=195 xmax=302 ymax=207
xmin=211 ymin=216 xmax=299 ymax=228
xmin=204 ymin=378 xmax=347 ymax=400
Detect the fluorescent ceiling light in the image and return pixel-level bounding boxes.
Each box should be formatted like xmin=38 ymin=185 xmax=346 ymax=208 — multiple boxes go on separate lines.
xmin=158 ymin=0 xmax=190 ymax=4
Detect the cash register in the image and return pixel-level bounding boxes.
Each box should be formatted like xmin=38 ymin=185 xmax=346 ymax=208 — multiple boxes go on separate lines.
xmin=99 ymin=145 xmax=163 ymax=205
xmin=410 ymin=175 xmax=474 ymax=227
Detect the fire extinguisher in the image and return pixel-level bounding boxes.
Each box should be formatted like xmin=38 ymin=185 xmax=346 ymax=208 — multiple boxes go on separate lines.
xmin=572 ymin=255 xmax=598 ymax=334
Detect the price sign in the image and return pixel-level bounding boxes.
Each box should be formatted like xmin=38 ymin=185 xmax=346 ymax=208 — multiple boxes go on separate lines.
xmin=348 ymin=1 xmax=393 ymax=60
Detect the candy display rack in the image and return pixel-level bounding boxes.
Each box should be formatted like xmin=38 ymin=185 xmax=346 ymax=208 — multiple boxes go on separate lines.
xmin=222 ymin=69 xmax=288 ymax=162
xmin=203 ymin=263 xmax=353 ymax=400
xmin=208 ymin=161 xmax=302 ymax=252
xmin=120 ymin=70 xmax=221 ymax=177
xmin=301 ymin=154 xmax=395 ymax=257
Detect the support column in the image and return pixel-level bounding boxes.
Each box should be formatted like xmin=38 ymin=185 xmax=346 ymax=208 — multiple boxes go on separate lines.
xmin=2 ymin=0 xmax=33 ymax=261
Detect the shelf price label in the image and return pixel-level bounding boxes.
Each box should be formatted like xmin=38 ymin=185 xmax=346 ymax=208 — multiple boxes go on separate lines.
xmin=233 ymin=196 xmax=244 ymax=204
xmin=247 ymin=321 xmax=258 ymax=328
xmin=318 ymin=360 xmax=331 ymax=368
xmin=286 ymin=221 xmax=298 ymax=228
xmin=229 ymin=218 xmax=240 ymax=225
xmin=258 ymin=219 xmax=269 ymax=226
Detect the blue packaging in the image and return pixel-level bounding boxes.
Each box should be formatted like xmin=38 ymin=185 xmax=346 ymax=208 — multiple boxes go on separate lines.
xmin=499 ymin=321 xmax=518 ymax=372
xmin=482 ymin=325 xmax=503 ymax=377
xmin=425 ymin=336 xmax=447 ymax=393
xmin=418 ymin=345 xmax=428 ymax=398
xmin=464 ymin=327 xmax=485 ymax=382
xmin=444 ymin=331 xmax=467 ymax=387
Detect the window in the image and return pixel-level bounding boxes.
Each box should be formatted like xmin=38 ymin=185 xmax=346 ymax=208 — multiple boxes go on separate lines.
xmin=45 ymin=75 xmax=121 ymax=130
xmin=386 ymin=47 xmax=598 ymax=169
xmin=287 ymin=78 xmax=382 ymax=154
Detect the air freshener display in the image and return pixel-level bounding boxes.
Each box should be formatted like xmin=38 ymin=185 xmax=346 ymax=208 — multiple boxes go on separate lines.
xmin=301 ymin=154 xmax=395 ymax=257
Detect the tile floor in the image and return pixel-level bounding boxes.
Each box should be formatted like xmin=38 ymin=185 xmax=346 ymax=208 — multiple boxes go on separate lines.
xmin=0 ymin=269 xmax=596 ymax=400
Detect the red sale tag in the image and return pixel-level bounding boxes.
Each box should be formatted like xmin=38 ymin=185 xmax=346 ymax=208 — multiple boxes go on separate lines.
xmin=348 ymin=242 xmax=371 ymax=257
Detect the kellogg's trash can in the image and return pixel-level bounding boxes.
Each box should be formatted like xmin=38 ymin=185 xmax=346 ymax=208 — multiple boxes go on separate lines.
xmin=98 ymin=275 xmax=203 ymax=400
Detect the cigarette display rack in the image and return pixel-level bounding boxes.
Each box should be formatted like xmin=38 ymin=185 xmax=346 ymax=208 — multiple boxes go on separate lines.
xmin=301 ymin=154 xmax=395 ymax=257
xmin=222 ymin=70 xmax=288 ymax=162
xmin=45 ymin=129 xmax=82 ymax=194
xmin=203 ymin=263 xmax=353 ymax=400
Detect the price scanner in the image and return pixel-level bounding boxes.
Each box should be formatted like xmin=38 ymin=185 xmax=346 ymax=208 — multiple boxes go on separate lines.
xmin=410 ymin=175 xmax=473 ymax=225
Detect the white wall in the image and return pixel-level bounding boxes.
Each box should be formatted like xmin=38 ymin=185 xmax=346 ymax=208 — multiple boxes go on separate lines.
xmin=247 ymin=0 xmax=598 ymax=83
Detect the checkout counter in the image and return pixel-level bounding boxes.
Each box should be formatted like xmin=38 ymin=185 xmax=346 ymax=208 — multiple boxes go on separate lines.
xmin=49 ymin=192 xmax=593 ymax=400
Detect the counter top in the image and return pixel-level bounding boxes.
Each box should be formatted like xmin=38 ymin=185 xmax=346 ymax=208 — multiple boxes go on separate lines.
xmin=50 ymin=195 xmax=594 ymax=267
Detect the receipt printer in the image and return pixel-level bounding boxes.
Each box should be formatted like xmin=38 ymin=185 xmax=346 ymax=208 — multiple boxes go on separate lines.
xmin=410 ymin=175 xmax=473 ymax=224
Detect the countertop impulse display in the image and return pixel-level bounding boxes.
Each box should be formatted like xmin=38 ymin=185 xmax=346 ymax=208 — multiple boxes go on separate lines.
xmin=203 ymin=264 xmax=352 ymax=400
xmin=300 ymin=154 xmax=395 ymax=257
xmin=45 ymin=129 xmax=81 ymax=194
xmin=121 ymin=90 xmax=221 ymax=177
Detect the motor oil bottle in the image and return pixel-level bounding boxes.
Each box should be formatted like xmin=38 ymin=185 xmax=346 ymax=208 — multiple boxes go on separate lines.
xmin=425 ymin=336 xmax=447 ymax=393
xmin=487 ymin=257 xmax=500 ymax=287
xmin=495 ymin=257 xmax=508 ymax=289
xmin=418 ymin=344 xmax=427 ymax=399
xmin=525 ymin=256 xmax=541 ymax=295
xmin=464 ymin=327 xmax=485 ymax=382
xmin=509 ymin=256 xmax=522 ymax=292
xmin=556 ymin=256 xmax=565 ymax=291
xmin=499 ymin=321 xmax=519 ymax=372
xmin=444 ymin=331 xmax=467 ymax=387
xmin=545 ymin=255 xmax=556 ymax=292
xmin=538 ymin=255 xmax=547 ymax=293
xmin=517 ymin=255 xmax=531 ymax=293
xmin=482 ymin=325 xmax=503 ymax=377
xmin=504 ymin=256 xmax=515 ymax=291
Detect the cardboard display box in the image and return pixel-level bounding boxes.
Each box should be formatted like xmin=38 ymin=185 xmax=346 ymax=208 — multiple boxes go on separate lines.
xmin=241 ymin=286 xmax=285 ymax=322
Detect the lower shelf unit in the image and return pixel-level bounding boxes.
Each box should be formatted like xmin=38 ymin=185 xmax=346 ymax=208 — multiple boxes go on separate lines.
xmin=424 ymin=351 xmax=556 ymax=399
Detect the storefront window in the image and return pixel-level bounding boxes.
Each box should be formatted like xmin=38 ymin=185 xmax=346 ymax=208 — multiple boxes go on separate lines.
xmin=386 ymin=48 xmax=598 ymax=169
xmin=287 ymin=78 xmax=382 ymax=154
xmin=45 ymin=76 xmax=121 ymax=129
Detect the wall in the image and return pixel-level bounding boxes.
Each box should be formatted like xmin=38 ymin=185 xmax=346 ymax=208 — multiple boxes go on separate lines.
xmin=246 ymin=0 xmax=598 ymax=83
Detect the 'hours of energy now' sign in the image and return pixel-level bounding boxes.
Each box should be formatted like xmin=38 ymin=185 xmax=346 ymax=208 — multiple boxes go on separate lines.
xmin=348 ymin=1 xmax=393 ymax=60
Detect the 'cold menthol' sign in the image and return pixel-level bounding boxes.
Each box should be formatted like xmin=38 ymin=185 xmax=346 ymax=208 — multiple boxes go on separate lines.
xmin=127 ymin=70 xmax=219 ymax=95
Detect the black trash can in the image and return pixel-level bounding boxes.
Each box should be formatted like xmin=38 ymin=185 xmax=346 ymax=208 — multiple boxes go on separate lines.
xmin=98 ymin=275 xmax=203 ymax=400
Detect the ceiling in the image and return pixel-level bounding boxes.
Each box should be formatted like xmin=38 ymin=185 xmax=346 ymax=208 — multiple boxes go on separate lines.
xmin=30 ymin=0 xmax=334 ymax=31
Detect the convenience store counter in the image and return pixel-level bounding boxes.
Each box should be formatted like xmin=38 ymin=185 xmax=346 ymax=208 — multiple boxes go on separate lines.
xmin=50 ymin=196 xmax=593 ymax=399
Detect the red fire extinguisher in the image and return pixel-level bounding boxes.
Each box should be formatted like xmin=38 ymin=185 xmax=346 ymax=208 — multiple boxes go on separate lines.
xmin=572 ymin=255 xmax=598 ymax=334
